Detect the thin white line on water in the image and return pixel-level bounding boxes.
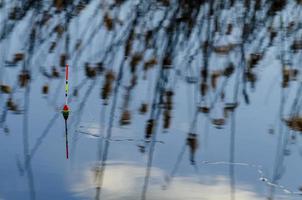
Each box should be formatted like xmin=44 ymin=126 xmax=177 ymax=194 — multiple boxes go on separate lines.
xmin=199 ymin=160 xmax=302 ymax=195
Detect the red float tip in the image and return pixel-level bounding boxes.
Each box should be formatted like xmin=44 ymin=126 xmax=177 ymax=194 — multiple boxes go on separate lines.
xmin=63 ymin=104 xmax=69 ymax=111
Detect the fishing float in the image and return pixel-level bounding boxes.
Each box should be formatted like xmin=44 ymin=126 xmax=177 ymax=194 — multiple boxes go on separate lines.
xmin=62 ymin=64 xmax=70 ymax=159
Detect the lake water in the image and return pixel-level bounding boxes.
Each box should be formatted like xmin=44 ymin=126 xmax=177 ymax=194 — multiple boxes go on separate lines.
xmin=1 ymin=1 xmax=302 ymax=200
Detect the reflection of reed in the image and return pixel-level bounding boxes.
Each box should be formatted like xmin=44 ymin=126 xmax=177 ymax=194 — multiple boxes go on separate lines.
xmin=94 ymin=58 xmax=125 ymax=200
xmin=19 ymin=14 xmax=37 ymax=199
xmin=141 ymin=70 xmax=165 ymax=200
xmin=228 ymin=104 xmax=238 ymax=200
xmin=229 ymin=39 xmax=242 ymax=200
xmin=22 ymin=84 xmax=36 ymax=200
xmin=17 ymin=112 xmax=60 ymax=177
xmin=163 ymin=142 xmax=186 ymax=189
xmin=269 ymin=83 xmax=287 ymax=200
xmin=3 ymin=0 xmax=302 ymax=199
xmin=268 ymin=16 xmax=294 ymax=199
xmin=164 ymin=104 xmax=202 ymax=187
xmin=70 ymin=79 xmax=97 ymax=160
xmin=229 ymin=111 xmax=236 ymax=200
xmin=289 ymin=82 xmax=302 ymax=116
xmin=30 ymin=113 xmax=60 ymax=159
xmin=140 ymin=27 xmax=174 ymax=196
xmin=0 ymin=106 xmax=8 ymax=131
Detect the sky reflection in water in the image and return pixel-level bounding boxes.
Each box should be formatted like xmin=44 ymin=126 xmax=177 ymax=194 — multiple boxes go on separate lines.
xmin=1 ymin=0 xmax=302 ymax=200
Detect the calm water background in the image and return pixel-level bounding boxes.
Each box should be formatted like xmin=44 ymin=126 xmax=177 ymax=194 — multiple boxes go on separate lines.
xmin=1 ymin=0 xmax=302 ymax=199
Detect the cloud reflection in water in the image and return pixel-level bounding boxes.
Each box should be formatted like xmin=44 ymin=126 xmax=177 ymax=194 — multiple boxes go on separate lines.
xmin=70 ymin=162 xmax=263 ymax=200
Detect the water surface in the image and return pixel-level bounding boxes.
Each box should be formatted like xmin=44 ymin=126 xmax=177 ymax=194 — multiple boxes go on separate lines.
xmin=1 ymin=1 xmax=302 ymax=199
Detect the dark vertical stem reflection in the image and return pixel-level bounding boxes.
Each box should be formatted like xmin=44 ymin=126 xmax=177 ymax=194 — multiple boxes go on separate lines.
xmin=95 ymin=60 xmax=125 ymax=200
xmin=71 ymin=80 xmax=96 ymax=162
xmin=141 ymin=65 xmax=167 ymax=200
xmin=269 ymin=84 xmax=286 ymax=199
xmin=229 ymin=44 xmax=241 ymax=200
xmin=29 ymin=113 xmax=59 ymax=160
xmin=229 ymin=111 xmax=236 ymax=200
xmin=23 ymin=84 xmax=36 ymax=200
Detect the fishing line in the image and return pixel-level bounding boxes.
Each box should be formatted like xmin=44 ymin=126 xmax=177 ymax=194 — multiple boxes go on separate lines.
xmin=76 ymin=130 xmax=164 ymax=144
xmin=198 ymin=160 xmax=302 ymax=195
xmin=164 ymin=159 xmax=302 ymax=195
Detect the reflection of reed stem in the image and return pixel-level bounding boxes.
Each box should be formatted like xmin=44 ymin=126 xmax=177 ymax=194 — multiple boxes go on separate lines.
xmin=23 ymin=84 xmax=36 ymax=200
xmin=269 ymin=84 xmax=286 ymax=199
xmin=95 ymin=56 xmax=125 ymax=200
xmin=141 ymin=55 xmax=168 ymax=200
xmin=29 ymin=113 xmax=59 ymax=160
xmin=229 ymin=111 xmax=236 ymax=200
xmin=71 ymin=80 xmax=96 ymax=159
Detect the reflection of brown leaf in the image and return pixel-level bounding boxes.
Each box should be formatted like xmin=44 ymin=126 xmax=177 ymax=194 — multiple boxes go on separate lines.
xmin=144 ymin=58 xmax=157 ymax=70
xmin=19 ymin=70 xmax=31 ymax=87
xmin=224 ymin=102 xmax=238 ymax=112
xmin=6 ymin=98 xmax=18 ymax=111
xmin=97 ymin=62 xmax=105 ymax=74
xmin=282 ymin=67 xmax=298 ymax=88
xmin=249 ymin=53 xmax=263 ymax=67
xmin=0 ymin=85 xmax=12 ymax=94
xmin=187 ymin=133 xmax=198 ymax=164
xmin=283 ymin=67 xmax=299 ymax=82
xmin=42 ymin=84 xmax=49 ymax=94
xmin=52 ymin=67 xmax=60 ymax=78
xmin=104 ymin=13 xmax=114 ymax=31
xmin=105 ymin=71 xmax=116 ymax=81
xmin=187 ymin=133 xmax=198 ymax=152
xmin=223 ymin=103 xmax=237 ymax=118
xmin=145 ymin=119 xmax=155 ymax=139
xmin=9 ymin=7 xmax=22 ymax=20
xmin=212 ymin=118 xmax=225 ymax=128
xmin=54 ymin=24 xmax=65 ymax=36
xmin=246 ymin=70 xmax=257 ymax=87
xmin=163 ymin=110 xmax=171 ymax=129
xmin=101 ymin=82 xmax=112 ymax=102
xmin=120 ymin=110 xmax=131 ymax=126
xmin=285 ymin=117 xmax=302 ymax=132
xmin=60 ymin=54 xmax=67 ymax=67
xmin=290 ymin=69 xmax=299 ymax=81
xmin=85 ymin=63 xmax=97 ymax=78
xmin=213 ymin=44 xmax=236 ymax=54
xmin=13 ymin=53 xmax=24 ymax=63
xmin=130 ymin=53 xmax=143 ymax=73
xmin=223 ymin=63 xmax=234 ymax=77
xmin=200 ymin=82 xmax=208 ymax=96
xmin=164 ymin=91 xmax=174 ymax=111
xmin=166 ymin=90 xmax=174 ymax=97
xmin=158 ymin=0 xmax=170 ymax=7
xmin=198 ymin=106 xmax=210 ymax=114
xmin=226 ymin=23 xmax=233 ymax=35
xmin=75 ymin=2 xmax=86 ymax=15
xmin=53 ymin=0 xmax=64 ymax=10
xmin=291 ymin=40 xmax=302 ymax=51
xmin=139 ymin=103 xmax=148 ymax=114
xmin=163 ymin=55 xmax=172 ymax=68
xmin=101 ymin=71 xmax=116 ymax=101
xmin=211 ymin=70 xmax=222 ymax=89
